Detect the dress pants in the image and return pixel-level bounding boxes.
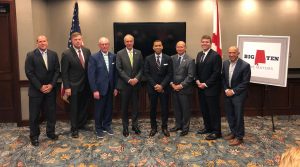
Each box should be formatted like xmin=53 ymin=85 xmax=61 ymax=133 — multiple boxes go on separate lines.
xmin=94 ymin=85 xmax=113 ymax=134
xmin=148 ymin=91 xmax=169 ymax=129
xmin=29 ymin=91 xmax=56 ymax=139
xmin=120 ymin=86 xmax=139 ymax=128
xmin=224 ymin=96 xmax=245 ymax=139
xmin=199 ymin=92 xmax=221 ymax=135
xmin=172 ymin=91 xmax=190 ymax=132
xmin=69 ymin=88 xmax=90 ymax=131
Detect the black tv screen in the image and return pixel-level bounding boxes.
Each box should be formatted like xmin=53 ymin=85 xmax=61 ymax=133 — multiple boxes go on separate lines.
xmin=113 ymin=22 xmax=186 ymax=57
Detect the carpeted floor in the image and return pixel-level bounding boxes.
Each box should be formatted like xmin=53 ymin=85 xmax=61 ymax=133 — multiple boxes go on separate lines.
xmin=0 ymin=116 xmax=299 ymax=166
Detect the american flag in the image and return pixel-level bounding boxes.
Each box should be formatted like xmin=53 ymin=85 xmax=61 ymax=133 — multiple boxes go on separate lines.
xmin=67 ymin=2 xmax=81 ymax=48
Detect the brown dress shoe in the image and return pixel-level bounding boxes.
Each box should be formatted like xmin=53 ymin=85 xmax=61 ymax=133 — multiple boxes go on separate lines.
xmin=223 ymin=133 xmax=235 ymax=140
xmin=229 ymin=138 xmax=243 ymax=146
xmin=149 ymin=129 xmax=157 ymax=137
xmin=162 ymin=128 xmax=170 ymax=137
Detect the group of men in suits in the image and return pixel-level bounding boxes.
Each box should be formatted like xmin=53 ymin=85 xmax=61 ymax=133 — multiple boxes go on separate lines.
xmin=25 ymin=32 xmax=250 ymax=147
xmin=195 ymin=35 xmax=251 ymax=146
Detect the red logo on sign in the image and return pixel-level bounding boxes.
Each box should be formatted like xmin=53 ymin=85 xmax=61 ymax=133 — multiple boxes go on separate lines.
xmin=255 ymin=50 xmax=266 ymax=65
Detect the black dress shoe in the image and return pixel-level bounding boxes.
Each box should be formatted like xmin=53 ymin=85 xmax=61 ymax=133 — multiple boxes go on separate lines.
xmin=169 ymin=127 xmax=181 ymax=132
xmin=47 ymin=134 xmax=59 ymax=140
xmin=123 ymin=128 xmax=129 ymax=137
xmin=180 ymin=131 xmax=189 ymax=136
xmin=205 ymin=133 xmax=222 ymax=140
xmin=132 ymin=126 xmax=141 ymax=135
xmin=162 ymin=128 xmax=170 ymax=137
xmin=30 ymin=139 xmax=39 ymax=146
xmin=149 ymin=129 xmax=157 ymax=137
xmin=196 ymin=128 xmax=211 ymax=134
xmin=71 ymin=130 xmax=79 ymax=138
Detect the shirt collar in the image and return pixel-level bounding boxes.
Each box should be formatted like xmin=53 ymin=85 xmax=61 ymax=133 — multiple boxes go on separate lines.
xmin=178 ymin=53 xmax=185 ymax=58
xmin=126 ymin=48 xmax=133 ymax=54
xmin=230 ymin=58 xmax=239 ymax=64
xmin=38 ymin=49 xmax=47 ymax=54
xmin=203 ymin=48 xmax=210 ymax=55
xmin=155 ymin=53 xmax=162 ymax=58
xmin=73 ymin=46 xmax=81 ymax=53
xmin=101 ymin=51 xmax=108 ymax=56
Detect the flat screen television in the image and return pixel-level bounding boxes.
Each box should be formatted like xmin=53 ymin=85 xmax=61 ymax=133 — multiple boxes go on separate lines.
xmin=113 ymin=22 xmax=186 ymax=57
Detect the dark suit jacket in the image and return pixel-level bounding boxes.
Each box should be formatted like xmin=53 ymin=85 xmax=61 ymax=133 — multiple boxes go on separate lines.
xmin=116 ymin=48 xmax=143 ymax=90
xmin=195 ymin=49 xmax=222 ymax=96
xmin=171 ymin=54 xmax=195 ymax=95
xmin=88 ymin=51 xmax=117 ymax=96
xmin=25 ymin=48 xmax=60 ymax=97
xmin=61 ymin=47 xmax=91 ymax=94
xmin=144 ymin=53 xmax=173 ymax=94
xmin=222 ymin=58 xmax=251 ymax=99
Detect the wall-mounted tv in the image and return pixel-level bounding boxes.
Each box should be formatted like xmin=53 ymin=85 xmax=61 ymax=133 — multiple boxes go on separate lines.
xmin=113 ymin=22 xmax=186 ymax=57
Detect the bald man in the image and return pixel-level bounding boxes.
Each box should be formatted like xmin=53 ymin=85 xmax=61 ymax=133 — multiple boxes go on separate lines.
xmin=222 ymin=46 xmax=251 ymax=146
xmin=116 ymin=34 xmax=144 ymax=137
xmin=88 ymin=37 xmax=118 ymax=139
xmin=169 ymin=41 xmax=195 ymax=136
xmin=25 ymin=35 xmax=60 ymax=146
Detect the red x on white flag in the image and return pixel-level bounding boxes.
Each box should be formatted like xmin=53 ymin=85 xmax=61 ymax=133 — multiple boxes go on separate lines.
xmin=212 ymin=0 xmax=222 ymax=57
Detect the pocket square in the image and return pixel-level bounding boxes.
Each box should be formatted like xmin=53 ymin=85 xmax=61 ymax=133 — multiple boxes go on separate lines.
xmin=112 ymin=62 xmax=115 ymax=65
xmin=163 ymin=63 xmax=168 ymax=66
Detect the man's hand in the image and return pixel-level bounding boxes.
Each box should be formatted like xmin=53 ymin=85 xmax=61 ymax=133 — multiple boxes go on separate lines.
xmin=199 ymin=83 xmax=206 ymax=89
xmin=225 ymin=89 xmax=234 ymax=97
xmin=43 ymin=84 xmax=53 ymax=93
xmin=171 ymin=83 xmax=183 ymax=91
xmin=196 ymin=80 xmax=201 ymax=88
xmin=65 ymin=88 xmax=71 ymax=96
xmin=129 ymin=78 xmax=139 ymax=86
xmin=93 ymin=91 xmax=101 ymax=100
xmin=154 ymin=84 xmax=163 ymax=93
xmin=113 ymin=89 xmax=118 ymax=96
xmin=40 ymin=85 xmax=48 ymax=94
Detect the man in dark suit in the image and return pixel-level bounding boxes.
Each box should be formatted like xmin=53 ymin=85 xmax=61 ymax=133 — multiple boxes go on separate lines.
xmin=61 ymin=32 xmax=91 ymax=138
xmin=222 ymin=46 xmax=251 ymax=146
xmin=195 ymin=35 xmax=222 ymax=140
xmin=144 ymin=40 xmax=173 ymax=137
xmin=25 ymin=35 xmax=60 ymax=146
xmin=88 ymin=37 xmax=118 ymax=139
xmin=116 ymin=34 xmax=144 ymax=137
xmin=169 ymin=41 xmax=195 ymax=136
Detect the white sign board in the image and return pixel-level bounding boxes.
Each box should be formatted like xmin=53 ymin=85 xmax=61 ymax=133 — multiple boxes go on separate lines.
xmin=237 ymin=35 xmax=290 ymax=87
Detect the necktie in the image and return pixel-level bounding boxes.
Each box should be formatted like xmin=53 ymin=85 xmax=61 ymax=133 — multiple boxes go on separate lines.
xmin=177 ymin=56 xmax=182 ymax=67
xmin=104 ymin=53 xmax=109 ymax=72
xmin=129 ymin=50 xmax=133 ymax=67
xmin=42 ymin=51 xmax=48 ymax=70
xmin=156 ymin=55 xmax=160 ymax=70
xmin=78 ymin=49 xmax=85 ymax=68
xmin=200 ymin=53 xmax=205 ymax=62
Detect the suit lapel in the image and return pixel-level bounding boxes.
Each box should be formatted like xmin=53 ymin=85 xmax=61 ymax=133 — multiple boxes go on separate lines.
xmin=152 ymin=54 xmax=159 ymax=69
xmin=123 ymin=49 xmax=132 ymax=70
xmin=35 ymin=49 xmax=47 ymax=70
xmin=179 ymin=55 xmax=187 ymax=68
xmin=231 ymin=59 xmax=241 ymax=82
xmin=70 ymin=47 xmax=83 ymax=68
xmin=98 ymin=52 xmax=108 ymax=74
xmin=82 ymin=48 xmax=89 ymax=68
xmin=202 ymin=50 xmax=211 ymax=64
xmin=132 ymin=49 xmax=138 ymax=70
xmin=46 ymin=51 xmax=51 ymax=71
xmin=108 ymin=53 xmax=113 ymax=74
xmin=225 ymin=61 xmax=230 ymax=85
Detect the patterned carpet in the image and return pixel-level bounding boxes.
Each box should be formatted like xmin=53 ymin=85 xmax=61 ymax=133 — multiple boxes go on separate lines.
xmin=0 ymin=116 xmax=300 ymax=166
